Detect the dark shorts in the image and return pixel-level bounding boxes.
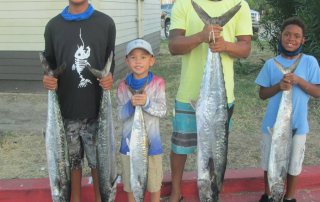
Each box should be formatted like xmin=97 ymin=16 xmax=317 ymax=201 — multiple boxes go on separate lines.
xmin=171 ymin=100 xmax=234 ymax=155
xmin=64 ymin=119 xmax=98 ymax=169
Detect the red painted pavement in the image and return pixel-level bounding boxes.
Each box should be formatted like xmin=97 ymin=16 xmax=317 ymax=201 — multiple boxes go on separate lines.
xmin=1 ymin=166 xmax=320 ymax=202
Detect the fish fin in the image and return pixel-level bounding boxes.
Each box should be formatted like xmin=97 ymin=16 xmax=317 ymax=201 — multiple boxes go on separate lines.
xmin=280 ymin=166 xmax=287 ymax=178
xmin=111 ymin=175 xmax=120 ymax=186
xmin=53 ymin=63 xmax=66 ymax=78
xmin=191 ymin=0 xmax=212 ymax=25
xmin=273 ymin=54 xmax=302 ymax=74
xmin=189 ymin=99 xmax=197 ymax=111
xmin=39 ymin=52 xmax=66 ymax=77
xmin=267 ymin=127 xmax=273 ymax=136
xmin=208 ymin=157 xmax=215 ymax=177
xmin=87 ymin=52 xmax=113 ymax=78
xmin=106 ymin=175 xmax=119 ymax=202
xmin=39 ymin=52 xmax=51 ymax=75
xmin=88 ymin=176 xmax=93 ymax=184
xmin=191 ymin=0 xmax=241 ymax=26
xmin=126 ymin=138 xmax=130 ymax=150
xmin=273 ymin=59 xmax=286 ymax=74
xmin=217 ymin=1 xmax=242 ymax=26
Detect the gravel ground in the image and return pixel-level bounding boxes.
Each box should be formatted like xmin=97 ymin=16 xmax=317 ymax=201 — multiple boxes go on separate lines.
xmin=1 ymin=92 xmax=319 ymax=179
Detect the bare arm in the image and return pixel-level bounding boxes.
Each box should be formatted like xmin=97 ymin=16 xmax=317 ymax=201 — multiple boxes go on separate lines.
xmin=168 ymin=25 xmax=223 ymax=55
xmin=168 ymin=25 xmax=251 ymax=59
xmin=259 ymin=73 xmax=320 ymax=99
xmin=285 ymin=73 xmax=320 ymax=98
xmin=209 ymin=35 xmax=251 ymax=58
xmin=259 ymin=75 xmax=292 ymax=100
xmin=259 ymin=84 xmax=281 ymax=100
xmin=297 ymin=80 xmax=320 ymax=98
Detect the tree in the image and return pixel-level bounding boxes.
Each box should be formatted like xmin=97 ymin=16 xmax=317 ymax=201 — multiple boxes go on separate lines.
xmin=259 ymin=0 xmax=320 ymax=62
xmin=246 ymin=0 xmax=267 ymax=11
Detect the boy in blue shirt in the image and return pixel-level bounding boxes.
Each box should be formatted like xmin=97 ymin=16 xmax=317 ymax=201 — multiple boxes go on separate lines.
xmin=255 ymin=17 xmax=320 ymax=202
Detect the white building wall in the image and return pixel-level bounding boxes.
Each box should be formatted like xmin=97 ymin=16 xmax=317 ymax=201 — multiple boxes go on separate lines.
xmin=0 ymin=0 xmax=161 ymax=88
xmin=144 ymin=0 xmax=161 ymax=36
xmin=0 ymin=0 xmax=160 ymax=51
xmin=0 ymin=0 xmax=65 ymax=51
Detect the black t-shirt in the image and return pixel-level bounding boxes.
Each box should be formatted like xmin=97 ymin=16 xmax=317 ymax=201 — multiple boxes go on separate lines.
xmin=44 ymin=10 xmax=116 ymax=119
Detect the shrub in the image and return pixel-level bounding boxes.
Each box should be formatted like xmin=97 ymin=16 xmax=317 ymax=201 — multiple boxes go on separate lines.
xmin=258 ymin=0 xmax=320 ymax=62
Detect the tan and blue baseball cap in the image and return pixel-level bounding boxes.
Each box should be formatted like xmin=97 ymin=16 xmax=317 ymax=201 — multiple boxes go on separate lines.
xmin=126 ymin=39 xmax=154 ymax=56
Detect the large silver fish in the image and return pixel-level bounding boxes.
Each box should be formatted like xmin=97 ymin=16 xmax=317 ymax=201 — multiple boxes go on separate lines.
xmin=267 ymin=55 xmax=302 ymax=202
xmin=39 ymin=52 xmax=71 ymax=202
xmin=191 ymin=1 xmax=241 ymax=201
xmin=87 ymin=53 xmax=118 ymax=202
xmin=126 ymin=85 xmax=149 ymax=202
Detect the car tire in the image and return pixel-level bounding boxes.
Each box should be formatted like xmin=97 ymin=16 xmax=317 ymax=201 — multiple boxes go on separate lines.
xmin=164 ymin=20 xmax=170 ymax=38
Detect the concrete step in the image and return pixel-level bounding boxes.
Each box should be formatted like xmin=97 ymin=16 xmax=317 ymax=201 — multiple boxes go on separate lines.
xmin=1 ymin=166 xmax=319 ymax=202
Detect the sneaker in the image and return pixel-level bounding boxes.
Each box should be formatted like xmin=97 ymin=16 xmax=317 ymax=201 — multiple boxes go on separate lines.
xmin=259 ymin=194 xmax=272 ymax=202
xmin=283 ymin=198 xmax=296 ymax=202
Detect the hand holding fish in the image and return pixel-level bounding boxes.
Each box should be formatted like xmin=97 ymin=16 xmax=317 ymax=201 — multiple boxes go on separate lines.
xmin=98 ymin=73 xmax=113 ymax=90
xmin=279 ymin=75 xmax=293 ymax=91
xmin=43 ymin=75 xmax=58 ymax=90
xmin=209 ymin=36 xmax=228 ymax=53
xmin=131 ymin=90 xmax=147 ymax=106
xmin=200 ymin=24 xmax=223 ymax=44
xmin=284 ymin=73 xmax=300 ymax=85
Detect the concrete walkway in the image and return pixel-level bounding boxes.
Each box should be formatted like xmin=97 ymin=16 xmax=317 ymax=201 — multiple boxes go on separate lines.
xmin=0 ymin=93 xmax=47 ymax=133
xmin=1 ymin=166 xmax=320 ymax=202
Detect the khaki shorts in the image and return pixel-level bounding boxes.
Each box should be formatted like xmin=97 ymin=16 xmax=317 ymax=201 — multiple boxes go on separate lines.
xmin=120 ymin=154 xmax=163 ymax=193
xmin=64 ymin=119 xmax=98 ymax=169
xmin=261 ymin=133 xmax=306 ymax=176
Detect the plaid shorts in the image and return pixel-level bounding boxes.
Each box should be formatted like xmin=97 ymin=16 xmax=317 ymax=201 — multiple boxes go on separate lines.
xmin=64 ymin=119 xmax=98 ymax=169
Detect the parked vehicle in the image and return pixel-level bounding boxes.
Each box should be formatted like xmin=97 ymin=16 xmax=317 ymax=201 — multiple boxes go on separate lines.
xmin=161 ymin=4 xmax=173 ymax=38
xmin=250 ymin=9 xmax=260 ymax=33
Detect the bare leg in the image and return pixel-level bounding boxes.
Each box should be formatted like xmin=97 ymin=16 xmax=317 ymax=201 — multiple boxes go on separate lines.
xmin=169 ymin=152 xmax=187 ymax=202
xmin=71 ymin=168 xmax=82 ymax=202
xmin=285 ymin=174 xmax=298 ymax=199
xmin=127 ymin=192 xmax=135 ymax=202
xmin=92 ymin=168 xmax=101 ymax=202
xmin=150 ymin=190 xmax=161 ymax=202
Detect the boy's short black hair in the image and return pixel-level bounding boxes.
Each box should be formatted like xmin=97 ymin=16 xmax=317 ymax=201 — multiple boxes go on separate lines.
xmin=281 ymin=17 xmax=306 ymax=36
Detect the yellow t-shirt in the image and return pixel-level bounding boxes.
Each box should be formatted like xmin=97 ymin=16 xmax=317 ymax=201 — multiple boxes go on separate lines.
xmin=170 ymin=0 xmax=253 ymax=104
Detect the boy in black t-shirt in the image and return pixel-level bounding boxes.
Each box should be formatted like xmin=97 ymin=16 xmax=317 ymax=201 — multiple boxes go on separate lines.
xmin=42 ymin=0 xmax=116 ymax=201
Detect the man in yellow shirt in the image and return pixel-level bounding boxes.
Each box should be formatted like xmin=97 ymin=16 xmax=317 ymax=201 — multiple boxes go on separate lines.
xmin=168 ymin=0 xmax=252 ymax=201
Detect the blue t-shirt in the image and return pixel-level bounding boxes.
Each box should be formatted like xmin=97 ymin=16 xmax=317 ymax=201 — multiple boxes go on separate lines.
xmin=255 ymin=54 xmax=320 ymax=135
